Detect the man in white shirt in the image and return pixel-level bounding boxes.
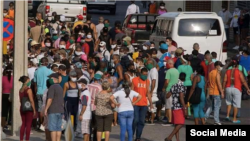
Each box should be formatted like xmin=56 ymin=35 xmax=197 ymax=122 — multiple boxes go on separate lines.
xmin=146 ymin=58 xmax=159 ymax=124
xmin=99 ymin=41 xmax=110 ymax=62
xmin=125 ymin=0 xmax=140 ymax=17
xmin=96 ymin=17 xmax=104 ymax=38
xmin=218 ymin=5 xmax=232 ymax=46
xmin=230 ymin=6 xmax=241 ymax=50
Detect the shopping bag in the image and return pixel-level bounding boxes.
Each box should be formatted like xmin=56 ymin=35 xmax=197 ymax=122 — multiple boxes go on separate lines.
xmin=64 ymin=117 xmax=75 ymax=141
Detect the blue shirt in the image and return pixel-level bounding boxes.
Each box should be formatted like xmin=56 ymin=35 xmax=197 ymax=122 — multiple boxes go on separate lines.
xmin=158 ymin=52 xmax=171 ymax=68
xmin=240 ymin=55 xmax=250 ymax=72
xmin=34 ymin=66 xmax=53 ymax=95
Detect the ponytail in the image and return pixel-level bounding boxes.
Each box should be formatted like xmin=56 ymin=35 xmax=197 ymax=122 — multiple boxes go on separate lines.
xmin=122 ymin=81 xmax=131 ymax=98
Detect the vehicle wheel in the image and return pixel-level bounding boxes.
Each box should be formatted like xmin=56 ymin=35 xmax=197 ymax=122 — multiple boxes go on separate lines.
xmin=110 ymin=8 xmax=116 ymax=15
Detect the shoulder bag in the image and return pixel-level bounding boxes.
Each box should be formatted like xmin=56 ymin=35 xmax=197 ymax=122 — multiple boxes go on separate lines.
xmin=189 ymin=87 xmax=202 ymax=104
xmin=21 ymin=88 xmax=33 ymax=112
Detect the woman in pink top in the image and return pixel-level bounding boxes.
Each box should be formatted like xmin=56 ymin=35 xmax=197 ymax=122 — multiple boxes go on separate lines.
xmin=158 ymin=2 xmax=167 ymax=15
xmin=1 ymin=64 xmax=13 ymax=128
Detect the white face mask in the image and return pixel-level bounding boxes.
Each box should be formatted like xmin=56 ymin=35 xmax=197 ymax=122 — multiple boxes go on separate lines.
xmin=59 ymin=45 xmax=66 ymax=49
xmin=48 ymin=17 xmax=52 ymax=21
xmin=71 ymin=65 xmax=74 ymax=70
xmin=163 ymin=62 xmax=167 ymax=66
xmin=81 ymin=40 xmax=85 ymax=43
xmin=150 ymin=46 xmax=154 ymax=49
xmin=71 ymin=77 xmax=77 ymax=82
xmin=114 ymin=49 xmax=119 ymax=55
xmin=77 ymin=83 xmax=82 ymax=89
xmin=9 ymin=58 xmax=13 ymax=62
xmin=3 ymin=13 xmax=7 ymax=17
xmin=143 ymin=46 xmax=148 ymax=50
xmin=59 ymin=25 xmax=62 ymax=29
xmin=75 ymin=51 xmax=83 ymax=56
xmin=219 ymin=67 xmax=223 ymax=71
xmin=160 ymin=6 xmax=165 ymax=9
xmin=60 ymin=55 xmax=64 ymax=59
xmin=87 ymin=35 xmax=92 ymax=39
xmin=120 ymin=52 xmax=125 ymax=57
xmin=111 ymin=44 xmax=116 ymax=49
xmin=45 ymin=43 xmax=51 ymax=47
xmin=100 ymin=47 xmax=104 ymax=52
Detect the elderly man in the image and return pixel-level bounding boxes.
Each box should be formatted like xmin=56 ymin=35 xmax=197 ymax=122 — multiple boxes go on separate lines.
xmin=162 ymin=59 xmax=179 ymax=126
xmin=123 ymin=36 xmax=134 ymax=53
xmin=189 ymin=43 xmax=205 ymax=61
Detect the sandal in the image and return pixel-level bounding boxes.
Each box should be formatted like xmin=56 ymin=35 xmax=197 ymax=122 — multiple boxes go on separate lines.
xmin=233 ymin=120 xmax=241 ymax=124
xmin=164 ymin=138 xmax=172 ymax=141
xmin=225 ymin=117 xmax=230 ymax=121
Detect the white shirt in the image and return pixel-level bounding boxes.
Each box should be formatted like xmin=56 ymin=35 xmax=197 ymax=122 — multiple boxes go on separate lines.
xmin=218 ymin=10 xmax=232 ymax=28
xmin=126 ymin=4 xmax=140 ymax=17
xmin=230 ymin=10 xmax=241 ymax=27
xmin=148 ymin=67 xmax=158 ymax=94
xmin=127 ymin=45 xmax=135 ymax=53
xmin=96 ymin=23 xmax=104 ymax=38
xmin=78 ymin=89 xmax=92 ymax=119
xmin=28 ymin=67 xmax=37 ymax=80
xmin=113 ymin=89 xmax=139 ymax=113
xmin=101 ymin=49 xmax=110 ymax=62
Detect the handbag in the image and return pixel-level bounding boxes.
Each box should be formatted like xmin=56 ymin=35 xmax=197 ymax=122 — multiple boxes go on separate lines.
xmin=21 ymin=97 xmax=33 ymax=112
xmin=189 ymin=87 xmax=202 ymax=104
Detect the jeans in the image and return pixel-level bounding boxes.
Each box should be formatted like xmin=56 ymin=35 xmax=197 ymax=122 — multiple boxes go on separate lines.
xmin=205 ymin=95 xmax=221 ymax=123
xmin=118 ymin=111 xmax=134 ymax=141
xmin=48 ymin=113 xmax=63 ymax=131
xmin=133 ymin=106 xmax=148 ymax=139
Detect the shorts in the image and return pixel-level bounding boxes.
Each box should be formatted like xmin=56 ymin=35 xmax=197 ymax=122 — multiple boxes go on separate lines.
xmin=172 ymin=109 xmax=185 ymax=125
xmin=233 ymin=27 xmax=239 ymax=35
xmin=225 ymin=87 xmax=242 ymax=108
xmin=165 ymin=93 xmax=172 ymax=109
xmin=48 ymin=113 xmax=63 ymax=131
xmin=36 ymin=95 xmax=43 ymax=112
xmin=81 ymin=119 xmax=91 ymax=134
xmin=95 ymin=114 xmax=113 ymax=132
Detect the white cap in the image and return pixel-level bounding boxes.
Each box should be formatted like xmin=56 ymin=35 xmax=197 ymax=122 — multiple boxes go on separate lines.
xmin=60 ymin=15 xmax=65 ymax=22
xmin=99 ymin=41 xmax=106 ymax=46
xmin=53 ymin=30 xmax=58 ymax=34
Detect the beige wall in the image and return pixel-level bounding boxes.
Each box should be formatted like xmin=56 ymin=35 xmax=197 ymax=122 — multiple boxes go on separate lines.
xmin=165 ymin=1 xmax=184 ymax=12
xmin=164 ymin=1 xmax=223 ymax=13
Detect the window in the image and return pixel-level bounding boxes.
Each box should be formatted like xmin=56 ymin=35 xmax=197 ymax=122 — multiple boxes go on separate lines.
xmin=147 ymin=16 xmax=155 ymax=24
xmin=138 ymin=16 xmax=146 ymax=24
xmin=178 ymin=19 xmax=221 ymax=36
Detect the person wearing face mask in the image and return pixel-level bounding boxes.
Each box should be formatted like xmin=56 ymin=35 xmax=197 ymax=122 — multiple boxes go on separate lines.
xmin=85 ymin=31 xmax=95 ymax=55
xmin=77 ymin=78 xmax=92 ymax=141
xmin=218 ymin=5 xmax=232 ymax=45
xmin=158 ymin=43 xmax=171 ymax=69
xmin=148 ymin=0 xmax=157 ymax=14
xmin=113 ymin=54 xmax=124 ymax=88
xmin=3 ymin=9 xmax=8 ymax=18
xmin=78 ymin=36 xmax=89 ymax=56
xmin=131 ymin=68 xmax=152 ymax=141
xmin=59 ymin=50 xmax=71 ymax=72
xmin=18 ymin=76 xmax=36 ymax=141
xmin=96 ymin=17 xmax=105 ymax=38
xmin=158 ymin=2 xmax=167 ymax=15
xmin=99 ymin=41 xmax=111 ymax=62
xmin=97 ymin=27 xmax=112 ymax=52
xmin=73 ymin=45 xmax=84 ymax=59
xmin=43 ymin=38 xmax=53 ymax=49
xmin=205 ymin=61 xmax=224 ymax=125
xmin=231 ymin=6 xmax=241 ymax=50
xmin=123 ymin=36 xmax=134 ymax=53
xmin=30 ymin=20 xmax=43 ymax=43
xmin=63 ymin=70 xmax=79 ymax=129
xmin=83 ymin=15 xmax=97 ymax=41
xmin=52 ymin=30 xmax=58 ymax=42
xmin=124 ymin=63 xmax=136 ymax=85
xmin=142 ymin=41 xmax=151 ymax=51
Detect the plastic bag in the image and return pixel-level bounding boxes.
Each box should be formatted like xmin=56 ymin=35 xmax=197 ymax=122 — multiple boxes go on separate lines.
xmin=64 ymin=118 xmax=75 ymax=141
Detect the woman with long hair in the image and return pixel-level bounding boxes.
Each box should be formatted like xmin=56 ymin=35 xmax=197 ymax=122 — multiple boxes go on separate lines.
xmin=1 ymin=64 xmax=13 ymax=128
xmin=19 ymin=75 xmax=36 ymax=141
xmin=188 ymin=66 xmax=206 ymax=125
xmin=110 ymin=81 xmax=142 ymax=141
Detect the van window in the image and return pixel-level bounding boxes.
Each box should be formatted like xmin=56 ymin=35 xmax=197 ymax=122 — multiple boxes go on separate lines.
xmin=147 ymin=16 xmax=155 ymax=24
xmin=178 ymin=19 xmax=221 ymax=36
xmin=138 ymin=16 xmax=146 ymax=24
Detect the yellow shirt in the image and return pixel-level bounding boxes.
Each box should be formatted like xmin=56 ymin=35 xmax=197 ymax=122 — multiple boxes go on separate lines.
xmin=133 ymin=52 xmax=139 ymax=61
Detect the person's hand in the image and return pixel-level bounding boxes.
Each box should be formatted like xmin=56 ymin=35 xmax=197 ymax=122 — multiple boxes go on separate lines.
xmin=150 ymin=105 xmax=154 ymax=111
xmin=44 ymin=109 xmax=48 ymax=116
xmin=116 ymin=103 xmax=121 ymax=107
xmin=79 ymin=115 xmax=83 ymax=121
xmin=221 ymin=93 xmax=225 ymax=99
xmin=184 ymin=108 xmax=188 ymax=117
xmin=247 ymin=89 xmax=250 ymax=95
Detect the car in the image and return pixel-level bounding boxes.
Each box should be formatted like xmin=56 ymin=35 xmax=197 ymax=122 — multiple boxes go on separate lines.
xmin=37 ymin=0 xmax=87 ymax=22
xmin=123 ymin=13 xmax=158 ymax=47
xmin=87 ymin=0 xmax=116 ymax=15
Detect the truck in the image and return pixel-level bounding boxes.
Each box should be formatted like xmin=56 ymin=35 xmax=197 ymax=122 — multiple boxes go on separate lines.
xmin=86 ymin=0 xmax=116 ymax=15
xmin=37 ymin=0 xmax=87 ymax=22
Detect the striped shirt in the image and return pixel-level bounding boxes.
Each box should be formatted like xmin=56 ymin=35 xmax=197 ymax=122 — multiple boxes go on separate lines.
xmin=87 ymin=83 xmax=102 ymax=111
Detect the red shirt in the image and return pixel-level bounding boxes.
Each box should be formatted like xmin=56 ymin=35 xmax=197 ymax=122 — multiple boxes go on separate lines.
xmin=200 ymin=61 xmax=208 ymax=79
xmin=82 ymin=43 xmax=90 ymax=55
xmin=225 ymin=69 xmax=242 ymax=91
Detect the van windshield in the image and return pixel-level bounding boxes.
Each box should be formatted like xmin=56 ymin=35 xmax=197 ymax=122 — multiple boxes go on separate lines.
xmin=45 ymin=0 xmax=86 ymax=4
xmin=178 ymin=19 xmax=221 ymax=36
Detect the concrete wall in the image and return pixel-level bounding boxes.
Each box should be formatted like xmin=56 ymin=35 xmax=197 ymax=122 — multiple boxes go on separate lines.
xmin=164 ymin=1 xmax=223 ymax=13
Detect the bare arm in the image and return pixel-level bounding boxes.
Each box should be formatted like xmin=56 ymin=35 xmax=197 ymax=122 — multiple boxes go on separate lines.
xmin=188 ymin=76 xmax=199 ymax=101
xmin=124 ymin=73 xmax=130 ymax=82
xmin=133 ymin=94 xmax=142 ymax=105
xmin=63 ymin=83 xmax=68 ymax=98
xmin=162 ymin=79 xmax=169 ymax=92
xmin=92 ymin=24 xmax=97 ymax=41
xmin=216 ymin=73 xmax=224 ymax=98
xmin=27 ymin=89 xmax=36 ymax=114
xmin=117 ymin=66 xmax=124 ymax=84
xmin=147 ymin=81 xmax=153 ymax=108
xmin=80 ymin=106 xmax=87 ymax=116
xmin=131 ymin=82 xmax=134 ymax=90
xmin=223 ymin=73 xmax=228 ymax=90
xmin=95 ymin=39 xmax=100 ymax=52
xmin=44 ymin=99 xmax=52 ymax=116
xmin=240 ymin=71 xmax=250 ymax=91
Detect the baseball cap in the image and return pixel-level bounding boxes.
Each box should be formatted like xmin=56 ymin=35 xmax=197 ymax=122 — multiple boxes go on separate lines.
xmin=31 ymin=40 xmax=40 ymax=46
xmin=214 ymin=61 xmax=224 ymax=67
xmin=143 ymin=41 xmax=151 ymax=46
xmin=99 ymin=41 xmax=106 ymax=46
xmin=94 ymin=71 xmax=103 ymax=80
xmin=160 ymin=43 xmax=168 ymax=50
xmin=103 ymin=27 xmax=109 ymax=33
xmin=77 ymin=78 xmax=88 ymax=85
xmin=123 ymin=36 xmax=131 ymax=42
xmin=48 ymin=73 xmax=60 ymax=79
xmin=81 ymin=54 xmax=88 ymax=62
xmin=175 ymin=48 xmax=183 ymax=54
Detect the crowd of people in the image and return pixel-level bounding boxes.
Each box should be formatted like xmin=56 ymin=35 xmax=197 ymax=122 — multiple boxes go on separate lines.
xmin=2 ymin=1 xmax=250 ymax=141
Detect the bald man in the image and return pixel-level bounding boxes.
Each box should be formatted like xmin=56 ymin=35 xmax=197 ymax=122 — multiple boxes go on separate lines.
xmin=162 ymin=59 xmax=179 ymax=125
xmin=189 ymin=43 xmax=204 ymax=61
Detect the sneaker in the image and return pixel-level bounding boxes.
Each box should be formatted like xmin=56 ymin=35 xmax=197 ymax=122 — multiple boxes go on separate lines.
xmin=161 ymin=122 xmax=173 ymax=126
xmin=225 ymin=117 xmax=230 ymax=122
xmin=214 ymin=122 xmax=222 ymax=125
xmin=75 ymin=132 xmax=83 ymax=138
xmin=3 ymin=126 xmax=9 ymax=130
xmin=154 ymin=116 xmax=160 ymax=122
xmin=162 ymin=117 xmax=168 ymax=122
xmin=40 ymin=125 xmax=45 ymax=132
xmin=233 ymin=46 xmax=239 ymax=50
xmin=146 ymin=121 xmax=155 ymax=125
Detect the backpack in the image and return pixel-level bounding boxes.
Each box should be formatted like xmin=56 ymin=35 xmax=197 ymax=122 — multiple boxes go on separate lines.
xmin=120 ymin=55 xmax=131 ymax=73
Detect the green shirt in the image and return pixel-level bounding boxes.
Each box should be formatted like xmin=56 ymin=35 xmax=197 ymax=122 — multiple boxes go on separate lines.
xmin=178 ymin=65 xmax=193 ymax=86
xmin=165 ymin=68 xmax=180 ymax=92
xmin=228 ymin=65 xmax=248 ymax=77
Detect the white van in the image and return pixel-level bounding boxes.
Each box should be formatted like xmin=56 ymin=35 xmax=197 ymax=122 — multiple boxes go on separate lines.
xmin=150 ymin=12 xmax=227 ymax=62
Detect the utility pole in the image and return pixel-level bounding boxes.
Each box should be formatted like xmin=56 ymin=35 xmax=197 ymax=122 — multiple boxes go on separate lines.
xmin=0 ymin=0 xmax=4 ymax=139
xmin=11 ymin=1 xmax=28 ymax=136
